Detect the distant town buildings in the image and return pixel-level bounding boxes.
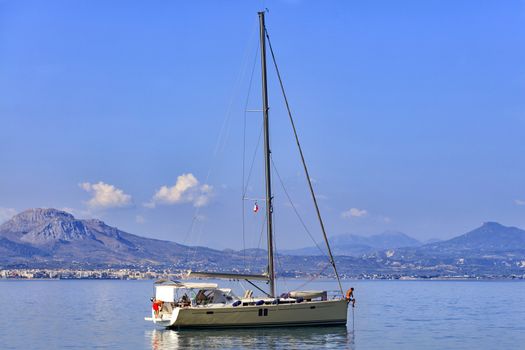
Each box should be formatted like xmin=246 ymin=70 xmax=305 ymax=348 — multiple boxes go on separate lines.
xmin=0 ymin=268 xmax=178 ymax=280
xmin=1 ymin=268 xmax=523 ymax=280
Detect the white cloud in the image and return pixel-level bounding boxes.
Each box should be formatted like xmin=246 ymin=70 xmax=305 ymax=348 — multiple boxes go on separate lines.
xmin=341 ymin=208 xmax=368 ymax=219
xmin=0 ymin=207 xmax=17 ymax=223
xmin=514 ymin=199 xmax=525 ymax=206
xmin=147 ymin=173 xmax=213 ymax=208
xmin=143 ymin=201 xmax=155 ymax=209
xmin=80 ymin=181 xmax=132 ymax=209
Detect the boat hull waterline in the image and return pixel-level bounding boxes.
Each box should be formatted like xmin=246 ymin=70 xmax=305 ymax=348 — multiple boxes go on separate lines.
xmin=146 ymin=299 xmax=349 ymax=329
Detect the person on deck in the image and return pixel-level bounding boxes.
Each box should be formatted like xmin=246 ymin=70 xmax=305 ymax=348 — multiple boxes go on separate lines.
xmin=346 ymin=288 xmax=356 ymax=307
xmin=196 ymin=290 xmax=209 ymax=304
xmin=180 ymin=294 xmax=190 ymax=306
xmin=151 ymin=297 xmax=162 ymax=318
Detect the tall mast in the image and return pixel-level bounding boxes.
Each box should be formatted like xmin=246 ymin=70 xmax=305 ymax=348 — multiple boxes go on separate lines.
xmin=258 ymin=11 xmax=275 ymax=298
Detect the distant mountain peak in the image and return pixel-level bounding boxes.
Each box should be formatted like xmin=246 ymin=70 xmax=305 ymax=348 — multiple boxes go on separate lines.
xmin=376 ymin=230 xmax=414 ymax=239
xmin=12 ymin=208 xmax=74 ymax=222
xmin=425 ymin=221 xmax=525 ymax=251
xmin=284 ymin=230 xmax=421 ymax=256
xmin=0 ymin=208 xmax=96 ymax=245
xmin=0 ymin=207 xmax=261 ymax=269
xmin=380 ymin=230 xmax=407 ymax=235
xmin=472 ymin=222 xmax=521 ymax=236
xmin=1 ymin=208 xmax=73 ymax=237
xmin=481 ymin=221 xmax=505 ymax=228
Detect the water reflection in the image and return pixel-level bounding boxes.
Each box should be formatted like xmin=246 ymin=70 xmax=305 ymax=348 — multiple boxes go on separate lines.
xmin=146 ymin=326 xmax=353 ymax=350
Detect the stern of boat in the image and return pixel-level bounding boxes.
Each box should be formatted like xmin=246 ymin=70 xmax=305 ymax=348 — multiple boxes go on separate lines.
xmin=144 ymin=307 xmax=180 ymax=327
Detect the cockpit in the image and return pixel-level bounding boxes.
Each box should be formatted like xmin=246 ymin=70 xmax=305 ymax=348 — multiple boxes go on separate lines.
xmin=152 ymin=280 xmax=238 ymax=311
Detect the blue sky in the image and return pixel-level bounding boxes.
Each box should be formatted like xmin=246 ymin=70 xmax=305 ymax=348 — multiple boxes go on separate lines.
xmin=1 ymin=0 xmax=524 ymax=249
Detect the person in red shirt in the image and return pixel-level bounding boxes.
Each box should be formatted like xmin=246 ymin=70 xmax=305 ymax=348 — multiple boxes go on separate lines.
xmin=151 ymin=297 xmax=162 ymax=318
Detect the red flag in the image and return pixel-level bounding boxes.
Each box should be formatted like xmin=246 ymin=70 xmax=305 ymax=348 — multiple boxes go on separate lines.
xmin=253 ymin=202 xmax=259 ymax=213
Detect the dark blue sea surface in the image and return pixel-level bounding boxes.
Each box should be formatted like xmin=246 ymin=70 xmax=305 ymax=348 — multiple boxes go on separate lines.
xmin=1 ymin=279 xmax=524 ymax=349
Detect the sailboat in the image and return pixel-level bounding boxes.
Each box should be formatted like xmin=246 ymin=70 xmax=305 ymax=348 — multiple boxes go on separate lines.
xmin=145 ymin=11 xmax=352 ymax=329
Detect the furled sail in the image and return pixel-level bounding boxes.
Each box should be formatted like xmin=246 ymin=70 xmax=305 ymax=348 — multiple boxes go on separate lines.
xmin=186 ymin=270 xmax=270 ymax=281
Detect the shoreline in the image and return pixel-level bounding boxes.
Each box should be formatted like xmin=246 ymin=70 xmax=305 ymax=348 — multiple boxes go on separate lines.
xmin=2 ymin=267 xmax=524 ymax=281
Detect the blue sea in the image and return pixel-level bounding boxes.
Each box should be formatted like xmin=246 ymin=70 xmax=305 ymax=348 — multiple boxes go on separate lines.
xmin=1 ymin=279 xmax=524 ymax=349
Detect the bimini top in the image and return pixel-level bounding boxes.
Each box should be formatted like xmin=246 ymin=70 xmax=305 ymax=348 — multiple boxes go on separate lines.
xmin=154 ymin=279 xmax=181 ymax=286
xmin=154 ymin=279 xmax=218 ymax=290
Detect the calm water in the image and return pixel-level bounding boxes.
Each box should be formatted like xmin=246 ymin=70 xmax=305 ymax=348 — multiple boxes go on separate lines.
xmin=1 ymin=279 xmax=524 ymax=349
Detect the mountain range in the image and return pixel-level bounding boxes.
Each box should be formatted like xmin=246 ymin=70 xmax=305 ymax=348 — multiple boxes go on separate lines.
xmin=283 ymin=231 xmax=422 ymax=257
xmin=379 ymin=222 xmax=525 ymax=259
xmin=0 ymin=208 xmax=257 ymax=270
xmin=1 ymin=208 xmax=525 ymax=277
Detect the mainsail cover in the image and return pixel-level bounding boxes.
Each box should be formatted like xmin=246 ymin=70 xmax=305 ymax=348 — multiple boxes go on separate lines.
xmin=186 ymin=270 xmax=270 ymax=281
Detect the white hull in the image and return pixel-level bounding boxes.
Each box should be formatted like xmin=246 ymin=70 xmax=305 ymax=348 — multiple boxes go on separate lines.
xmin=149 ymin=299 xmax=348 ymax=329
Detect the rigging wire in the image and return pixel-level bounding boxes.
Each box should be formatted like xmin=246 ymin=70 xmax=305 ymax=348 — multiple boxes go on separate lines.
xmin=183 ymin=18 xmax=259 ymax=264
xmin=250 ymin=208 xmax=267 ymax=272
xmin=271 ymin=159 xmax=330 ymax=290
xmin=242 ymin=125 xmax=264 ymax=199
xmin=265 ymin=28 xmax=345 ymax=296
xmin=271 ymin=208 xmax=289 ymax=292
xmin=242 ymin=41 xmax=260 ymax=269
xmin=291 ymin=263 xmax=330 ymax=292
xmin=270 ymin=158 xmax=328 ymax=258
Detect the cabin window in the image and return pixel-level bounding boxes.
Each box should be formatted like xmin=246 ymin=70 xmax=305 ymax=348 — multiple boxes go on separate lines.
xmin=258 ymin=308 xmax=268 ymax=317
